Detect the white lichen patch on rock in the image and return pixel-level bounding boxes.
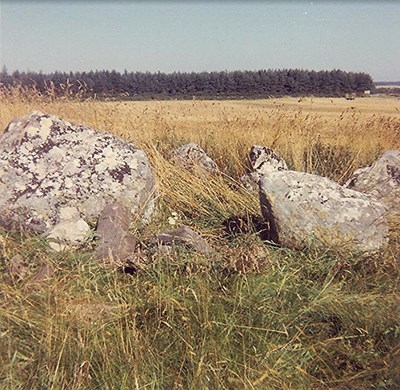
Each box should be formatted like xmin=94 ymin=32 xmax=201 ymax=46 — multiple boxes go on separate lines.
xmin=26 ymin=118 xmax=52 ymax=140
xmin=0 ymin=112 xmax=157 ymax=245
xmin=59 ymin=206 xmax=80 ymax=220
xmin=259 ymin=170 xmax=388 ymax=254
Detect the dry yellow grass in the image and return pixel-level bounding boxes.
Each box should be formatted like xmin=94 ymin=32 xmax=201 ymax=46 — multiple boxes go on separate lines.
xmin=1 ymin=89 xmax=399 ymax=389
xmin=1 ymin=91 xmax=399 ymax=183
xmin=1 ymin=90 xmax=399 ymax=235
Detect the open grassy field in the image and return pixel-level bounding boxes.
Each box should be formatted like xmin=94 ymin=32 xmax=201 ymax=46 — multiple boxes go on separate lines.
xmin=0 ymin=91 xmax=399 ymax=389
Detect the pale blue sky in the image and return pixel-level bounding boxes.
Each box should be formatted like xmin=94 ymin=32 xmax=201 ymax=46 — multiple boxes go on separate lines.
xmin=1 ymin=1 xmax=399 ymax=81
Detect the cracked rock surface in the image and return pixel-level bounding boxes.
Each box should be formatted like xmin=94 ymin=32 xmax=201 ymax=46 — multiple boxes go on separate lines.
xmin=0 ymin=112 xmax=157 ymax=239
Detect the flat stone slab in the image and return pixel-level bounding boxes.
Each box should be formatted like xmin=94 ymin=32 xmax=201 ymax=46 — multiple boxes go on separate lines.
xmin=153 ymin=225 xmax=213 ymax=254
xmin=95 ymin=202 xmax=137 ymax=266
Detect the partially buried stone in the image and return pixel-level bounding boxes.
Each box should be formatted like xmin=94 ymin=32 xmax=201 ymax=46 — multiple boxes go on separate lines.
xmin=0 ymin=112 xmax=157 ymax=247
xmin=28 ymin=264 xmax=55 ymax=285
xmin=259 ymin=171 xmax=388 ymax=255
xmin=153 ymin=225 xmax=212 ymax=254
xmin=45 ymin=206 xmax=91 ymax=251
xmin=8 ymin=254 xmax=29 ymax=280
xmin=169 ymin=143 xmax=218 ymax=173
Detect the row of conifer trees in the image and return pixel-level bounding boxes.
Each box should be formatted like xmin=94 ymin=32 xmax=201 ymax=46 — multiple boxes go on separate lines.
xmin=0 ymin=67 xmax=375 ymax=99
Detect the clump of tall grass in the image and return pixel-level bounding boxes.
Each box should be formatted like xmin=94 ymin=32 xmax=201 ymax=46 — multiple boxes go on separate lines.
xmin=1 ymin=228 xmax=399 ymax=388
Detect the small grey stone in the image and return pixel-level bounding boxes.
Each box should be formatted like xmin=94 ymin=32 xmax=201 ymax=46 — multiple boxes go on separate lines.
xmin=153 ymin=225 xmax=213 ymax=254
xmin=45 ymin=207 xmax=91 ymax=251
xmin=169 ymin=143 xmax=218 ymax=173
xmin=241 ymin=145 xmax=288 ymax=190
xmin=28 ymin=264 xmax=55 ymax=284
xmin=249 ymin=145 xmax=288 ymax=174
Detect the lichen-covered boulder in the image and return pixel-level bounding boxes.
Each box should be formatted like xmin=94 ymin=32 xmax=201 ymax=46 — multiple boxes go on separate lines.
xmin=241 ymin=145 xmax=288 ymax=190
xmin=345 ymin=150 xmax=400 ymax=214
xmin=0 ymin=112 xmax=156 ymax=239
xmin=259 ymin=171 xmax=388 ymax=254
xmin=169 ymin=142 xmax=218 ymax=173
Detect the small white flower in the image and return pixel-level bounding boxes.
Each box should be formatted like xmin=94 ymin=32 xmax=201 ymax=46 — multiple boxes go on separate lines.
xmin=168 ymin=211 xmax=179 ymax=226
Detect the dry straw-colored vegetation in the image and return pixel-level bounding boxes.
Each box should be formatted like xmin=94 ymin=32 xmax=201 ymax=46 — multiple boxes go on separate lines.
xmin=0 ymin=86 xmax=399 ymax=389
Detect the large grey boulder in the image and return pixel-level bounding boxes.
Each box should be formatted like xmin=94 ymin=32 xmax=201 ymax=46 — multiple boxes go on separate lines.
xmin=169 ymin=142 xmax=218 ymax=173
xmin=241 ymin=145 xmax=288 ymax=190
xmin=0 ymin=112 xmax=156 ymax=244
xmin=259 ymin=171 xmax=388 ymax=254
xmin=345 ymin=150 xmax=400 ymax=213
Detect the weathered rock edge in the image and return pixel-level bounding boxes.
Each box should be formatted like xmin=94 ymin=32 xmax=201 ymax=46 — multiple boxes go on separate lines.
xmin=259 ymin=171 xmax=388 ymax=254
xmin=0 ymin=111 xmax=157 ymax=236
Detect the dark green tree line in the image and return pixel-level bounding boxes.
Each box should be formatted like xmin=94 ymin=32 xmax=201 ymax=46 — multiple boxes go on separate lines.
xmin=0 ymin=67 xmax=375 ymax=100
